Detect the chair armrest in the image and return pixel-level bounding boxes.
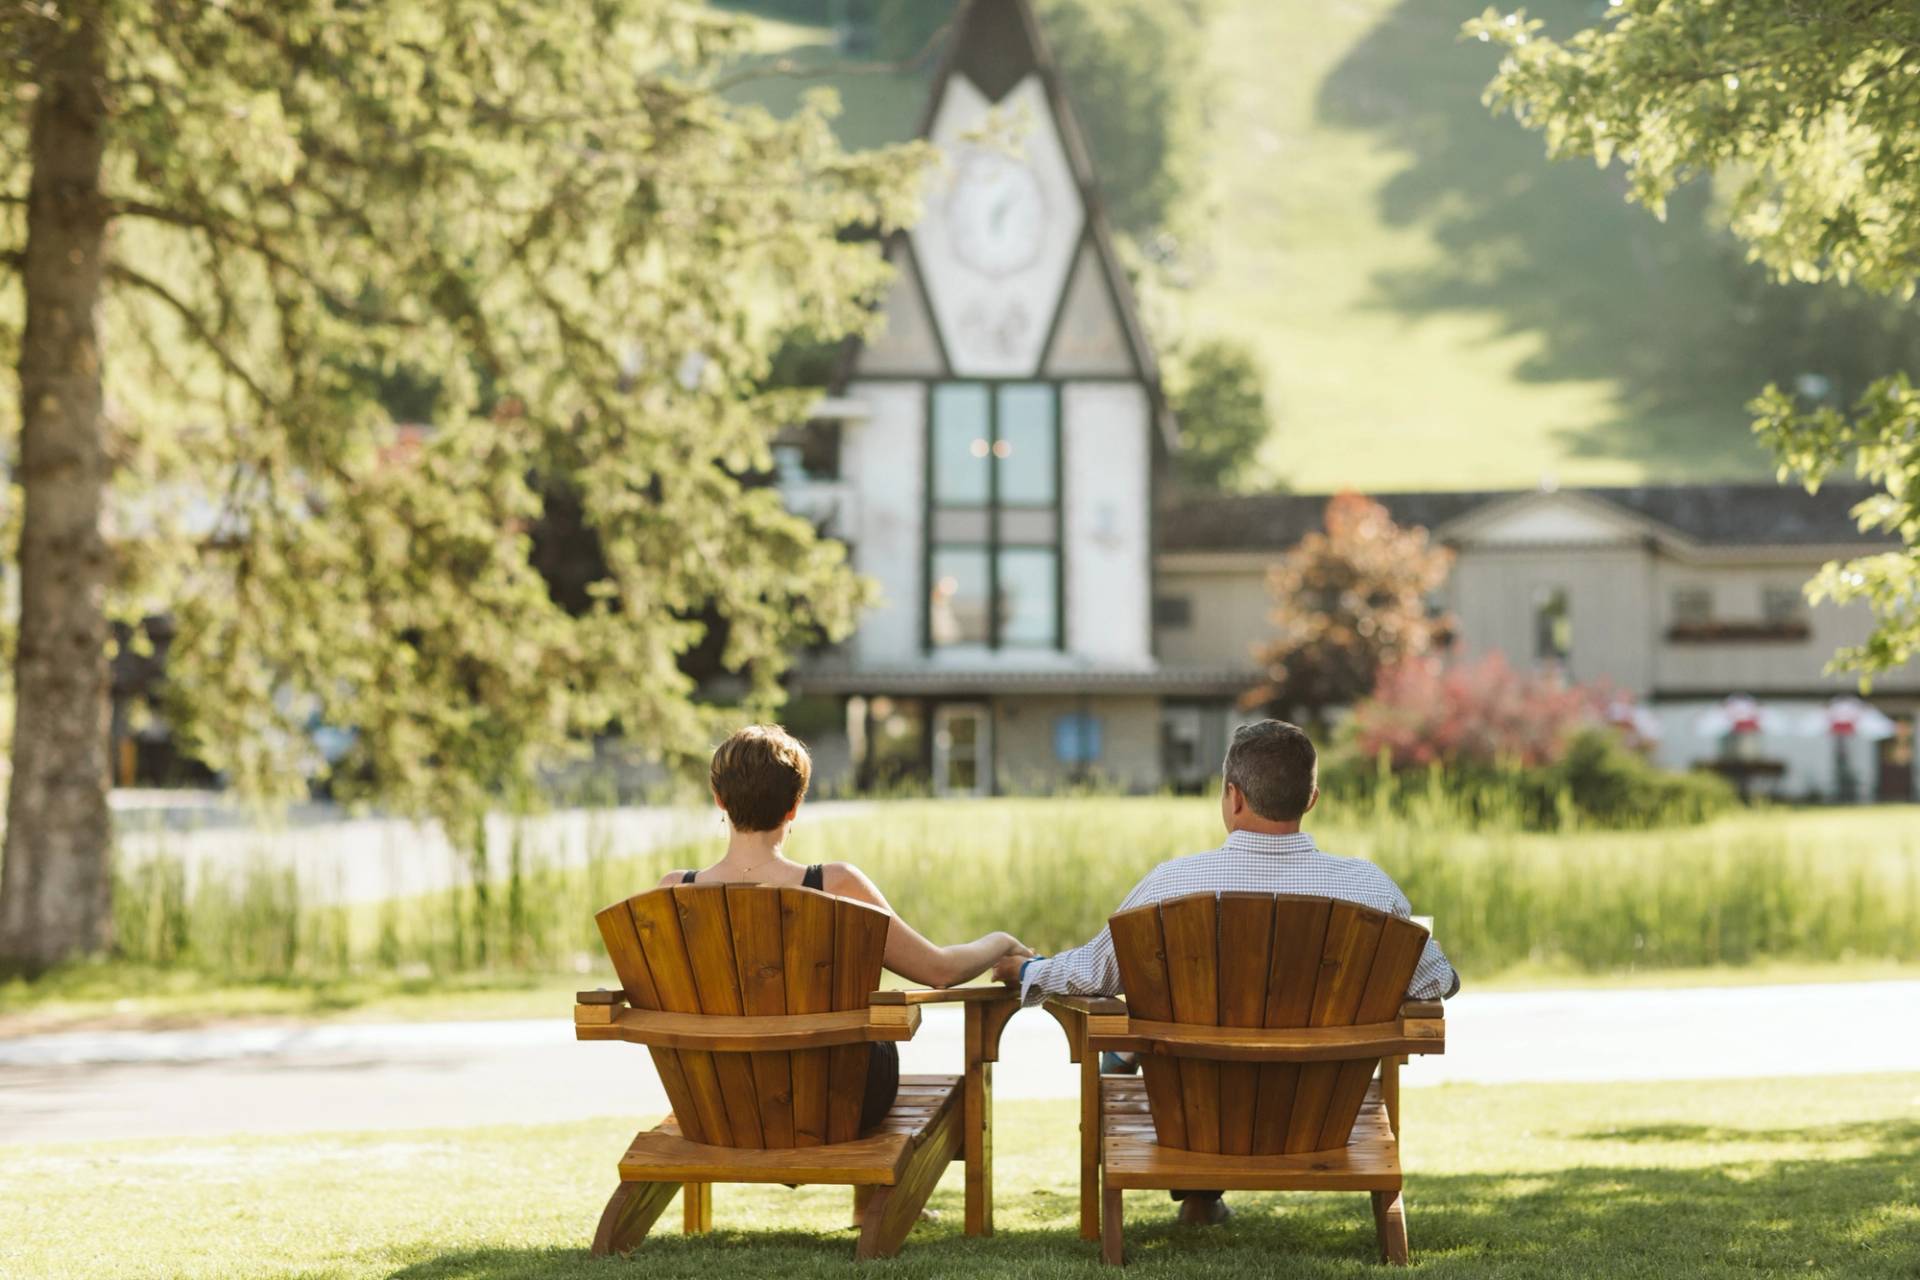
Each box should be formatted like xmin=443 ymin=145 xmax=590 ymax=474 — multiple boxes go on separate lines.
xmin=872 ymin=985 xmax=1022 ymax=1062
xmin=1088 ymin=1017 xmax=1445 ymax=1062
xmin=575 ymin=988 xmax=626 ymax=1026
xmin=577 ymin=1005 xmax=922 ymax=1049
xmin=1398 ymin=1000 xmax=1446 ymax=1046
xmin=1040 ymin=995 xmax=1129 ymax=1063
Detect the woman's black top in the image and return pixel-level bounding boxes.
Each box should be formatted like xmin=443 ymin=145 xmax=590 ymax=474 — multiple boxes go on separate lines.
xmin=681 ymin=864 xmax=825 ymax=890
xmin=675 ymin=861 xmax=895 ymax=1131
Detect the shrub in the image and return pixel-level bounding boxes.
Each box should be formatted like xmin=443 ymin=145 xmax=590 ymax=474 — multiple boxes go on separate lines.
xmin=1329 ymin=654 xmax=1736 ymax=829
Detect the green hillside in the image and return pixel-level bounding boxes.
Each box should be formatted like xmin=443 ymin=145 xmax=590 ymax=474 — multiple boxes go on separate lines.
xmin=719 ymin=0 xmax=1920 ymax=493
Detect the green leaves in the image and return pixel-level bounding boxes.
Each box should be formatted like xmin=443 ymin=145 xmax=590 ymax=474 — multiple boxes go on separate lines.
xmin=1470 ymin=1 xmax=1920 ymax=680
xmin=20 ymin=0 xmax=928 ymax=838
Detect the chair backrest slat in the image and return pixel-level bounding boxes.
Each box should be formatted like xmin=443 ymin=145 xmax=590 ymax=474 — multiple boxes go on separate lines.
xmin=1250 ymin=896 xmax=1332 ymax=1152
xmin=596 ymin=899 xmax=706 ymax=1143
xmin=1216 ymin=895 xmax=1276 ymax=1156
xmin=676 ymin=886 xmax=766 ymax=1147
xmin=727 ymin=885 xmax=796 ymax=1147
xmin=781 ymin=888 xmax=838 ymax=1146
xmin=1110 ymin=903 xmax=1189 ymax=1150
xmin=826 ymin=897 xmax=891 ymax=1143
xmin=629 ymin=888 xmax=735 ymax=1145
xmin=1108 ymin=891 xmax=1429 ymax=1156
xmin=594 ymin=884 xmax=892 ymax=1150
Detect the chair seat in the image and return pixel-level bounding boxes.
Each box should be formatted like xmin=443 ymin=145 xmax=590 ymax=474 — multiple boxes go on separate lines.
xmin=1100 ymin=1077 xmax=1401 ymax=1192
xmin=617 ymin=1074 xmax=961 ymax=1186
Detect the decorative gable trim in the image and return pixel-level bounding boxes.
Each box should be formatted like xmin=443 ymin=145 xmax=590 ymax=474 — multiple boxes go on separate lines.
xmin=852 ymin=236 xmax=950 ymax=379
xmin=1436 ymin=489 xmax=1694 ymax=552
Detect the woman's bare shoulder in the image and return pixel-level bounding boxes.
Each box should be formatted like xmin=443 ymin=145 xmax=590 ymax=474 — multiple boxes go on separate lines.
xmin=819 ymin=861 xmax=885 ymax=904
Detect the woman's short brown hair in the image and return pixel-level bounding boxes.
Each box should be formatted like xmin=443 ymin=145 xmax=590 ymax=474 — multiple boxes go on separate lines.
xmin=710 ymin=725 xmax=812 ymax=832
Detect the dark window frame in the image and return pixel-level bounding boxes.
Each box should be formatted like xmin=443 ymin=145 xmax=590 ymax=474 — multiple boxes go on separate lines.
xmin=924 ymin=380 xmax=1066 ymax=652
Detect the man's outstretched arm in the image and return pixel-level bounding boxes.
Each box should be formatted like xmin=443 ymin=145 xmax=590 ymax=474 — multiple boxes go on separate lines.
xmin=1000 ymin=867 xmax=1166 ymax=1007
xmin=1011 ymin=923 xmax=1122 ymax=1007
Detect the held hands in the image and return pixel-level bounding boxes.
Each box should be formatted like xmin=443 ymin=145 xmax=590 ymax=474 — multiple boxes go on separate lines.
xmin=981 ymin=933 xmax=1033 ymax=986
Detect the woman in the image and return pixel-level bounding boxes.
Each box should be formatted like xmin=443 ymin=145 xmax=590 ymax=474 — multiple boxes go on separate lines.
xmin=660 ymin=723 xmax=1031 ymax=1133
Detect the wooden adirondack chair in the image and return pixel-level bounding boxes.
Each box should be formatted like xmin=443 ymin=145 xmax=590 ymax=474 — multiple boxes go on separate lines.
xmin=1044 ymin=892 xmax=1447 ymax=1266
xmin=575 ymin=882 xmax=1018 ymax=1261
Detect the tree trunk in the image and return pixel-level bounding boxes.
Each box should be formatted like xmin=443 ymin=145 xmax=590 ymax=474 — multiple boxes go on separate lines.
xmin=0 ymin=6 xmax=114 ymax=973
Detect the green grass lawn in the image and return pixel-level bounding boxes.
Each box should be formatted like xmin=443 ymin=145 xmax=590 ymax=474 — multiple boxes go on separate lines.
xmin=715 ymin=0 xmax=1920 ymax=493
xmin=4 ymin=1076 xmax=1914 ymax=1278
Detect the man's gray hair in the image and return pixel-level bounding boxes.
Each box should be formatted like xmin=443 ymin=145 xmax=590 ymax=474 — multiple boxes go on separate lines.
xmin=1222 ymin=720 xmax=1317 ymax=821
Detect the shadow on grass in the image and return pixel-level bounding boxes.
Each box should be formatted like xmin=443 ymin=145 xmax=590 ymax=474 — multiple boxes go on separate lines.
xmin=1313 ymin=0 xmax=1920 ymax=477
xmin=1575 ymin=1119 xmax=1920 ymax=1148
xmin=382 ymin=1121 xmax=1920 ymax=1278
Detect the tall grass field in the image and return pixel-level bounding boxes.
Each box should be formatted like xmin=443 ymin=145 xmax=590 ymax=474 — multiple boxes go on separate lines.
xmin=105 ymin=797 xmax=1920 ymax=986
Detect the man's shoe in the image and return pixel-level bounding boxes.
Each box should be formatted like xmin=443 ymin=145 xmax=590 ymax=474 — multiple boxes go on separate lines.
xmin=1177 ymin=1196 xmax=1231 ymax=1227
xmin=1099 ymin=1051 xmax=1139 ymax=1076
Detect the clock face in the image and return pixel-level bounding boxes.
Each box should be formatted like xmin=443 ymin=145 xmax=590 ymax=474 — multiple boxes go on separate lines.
xmin=946 ymin=150 xmax=1048 ymax=279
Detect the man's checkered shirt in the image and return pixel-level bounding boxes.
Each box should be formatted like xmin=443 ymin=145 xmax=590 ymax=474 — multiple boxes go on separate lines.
xmin=1017 ymin=829 xmax=1459 ymax=1006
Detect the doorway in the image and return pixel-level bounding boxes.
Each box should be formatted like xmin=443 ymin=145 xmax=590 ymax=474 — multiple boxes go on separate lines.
xmin=932 ymin=703 xmax=991 ymax=797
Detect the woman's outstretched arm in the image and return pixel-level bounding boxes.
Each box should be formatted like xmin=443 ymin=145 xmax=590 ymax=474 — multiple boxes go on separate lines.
xmin=823 ymin=863 xmax=1030 ymax=988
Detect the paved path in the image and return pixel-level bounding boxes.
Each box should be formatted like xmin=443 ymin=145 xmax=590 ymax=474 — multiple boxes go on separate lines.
xmin=6 ymin=981 xmax=1916 ymax=1145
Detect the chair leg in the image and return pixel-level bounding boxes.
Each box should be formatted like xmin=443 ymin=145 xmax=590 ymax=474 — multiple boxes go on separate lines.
xmin=856 ymin=1101 xmax=963 ymax=1260
xmin=1080 ymin=1051 xmax=1102 ymax=1240
xmin=591 ymin=1180 xmax=680 ymax=1256
xmin=1101 ymin=1184 xmax=1125 ymax=1265
xmin=852 ymin=1184 xmax=877 ymax=1228
xmin=1372 ymin=1189 xmax=1408 ymax=1266
xmin=964 ymin=1003 xmax=995 ymax=1236
xmin=683 ymin=1182 xmax=713 ymax=1234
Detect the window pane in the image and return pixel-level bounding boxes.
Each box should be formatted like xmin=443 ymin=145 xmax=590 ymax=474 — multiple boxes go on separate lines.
xmin=930 ymin=548 xmax=991 ymax=647
xmin=997 ymin=548 xmax=1058 ymax=647
xmin=1533 ymin=585 xmax=1571 ymax=663
xmin=996 ymin=384 xmax=1055 ymax=506
xmin=1671 ymin=587 xmax=1712 ymax=626
xmin=1762 ymin=586 xmax=1805 ymax=624
xmin=1054 ymin=714 xmax=1103 ymax=765
xmin=932 ymin=384 xmax=991 ymax=506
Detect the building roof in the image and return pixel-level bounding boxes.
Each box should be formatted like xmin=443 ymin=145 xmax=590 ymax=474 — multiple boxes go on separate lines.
xmin=1158 ymin=483 xmax=1891 ymax=553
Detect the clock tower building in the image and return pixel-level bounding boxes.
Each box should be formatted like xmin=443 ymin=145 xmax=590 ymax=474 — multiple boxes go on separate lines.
xmin=791 ymin=0 xmax=1231 ymax=795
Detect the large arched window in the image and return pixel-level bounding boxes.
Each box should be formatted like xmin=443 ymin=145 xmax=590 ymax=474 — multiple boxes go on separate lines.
xmin=926 ymin=382 xmax=1062 ymax=650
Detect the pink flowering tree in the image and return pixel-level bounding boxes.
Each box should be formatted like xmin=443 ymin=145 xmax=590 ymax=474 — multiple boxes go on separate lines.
xmin=1343 ymin=653 xmax=1626 ymax=770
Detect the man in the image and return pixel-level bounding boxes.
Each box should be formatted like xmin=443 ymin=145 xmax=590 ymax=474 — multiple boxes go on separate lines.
xmin=994 ymin=719 xmax=1460 ymax=1226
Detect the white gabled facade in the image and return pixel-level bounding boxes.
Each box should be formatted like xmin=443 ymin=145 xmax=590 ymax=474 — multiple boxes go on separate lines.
xmin=789 ymin=0 xmax=1195 ymax=796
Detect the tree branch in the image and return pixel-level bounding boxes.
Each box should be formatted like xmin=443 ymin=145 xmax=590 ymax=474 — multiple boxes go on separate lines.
xmin=108 ymin=196 xmax=416 ymax=327
xmin=106 ymin=260 xmax=274 ymax=411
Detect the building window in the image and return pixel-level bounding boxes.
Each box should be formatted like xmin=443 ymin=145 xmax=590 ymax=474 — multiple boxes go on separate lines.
xmin=927 ymin=382 xmax=1061 ymax=650
xmin=1762 ymin=585 xmax=1806 ymax=625
xmin=1054 ymin=713 xmax=1103 ymax=765
xmin=1153 ymin=595 xmax=1192 ymax=628
xmin=1671 ymin=586 xmax=1713 ymax=627
xmin=1533 ymin=585 xmax=1572 ymax=666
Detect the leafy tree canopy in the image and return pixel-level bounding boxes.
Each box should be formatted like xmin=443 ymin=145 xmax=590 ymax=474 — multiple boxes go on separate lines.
xmin=1247 ymin=493 xmax=1454 ymax=726
xmin=0 ymin=0 xmax=926 ymax=855
xmin=1468 ymin=1 xmax=1920 ymax=678
xmin=1167 ymin=336 xmax=1272 ymax=492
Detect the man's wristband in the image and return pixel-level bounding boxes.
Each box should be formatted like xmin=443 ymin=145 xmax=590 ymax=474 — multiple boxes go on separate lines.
xmin=1019 ymin=956 xmax=1046 ymax=983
